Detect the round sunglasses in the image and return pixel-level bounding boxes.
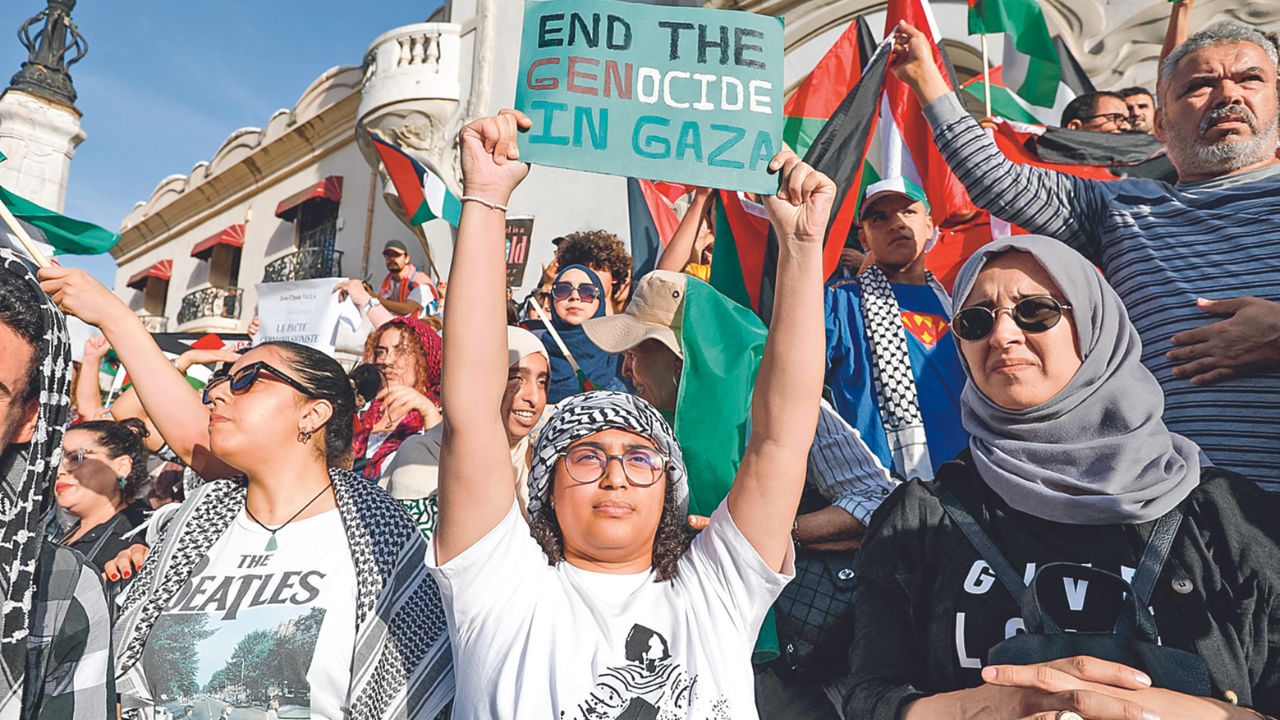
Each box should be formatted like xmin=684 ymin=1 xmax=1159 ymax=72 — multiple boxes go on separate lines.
xmin=551 ymin=282 xmax=601 ymax=303
xmin=202 ymin=361 xmax=316 ymax=405
xmin=952 ymin=296 xmax=1073 ymax=341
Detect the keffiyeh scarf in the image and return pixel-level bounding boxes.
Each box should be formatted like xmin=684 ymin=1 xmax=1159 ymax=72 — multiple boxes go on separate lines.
xmin=113 ymin=468 xmax=454 ymax=718
xmin=858 ymin=264 xmax=950 ymax=481
xmin=527 ymin=391 xmax=688 ymax=519
xmin=0 ymin=253 xmax=71 ymax=714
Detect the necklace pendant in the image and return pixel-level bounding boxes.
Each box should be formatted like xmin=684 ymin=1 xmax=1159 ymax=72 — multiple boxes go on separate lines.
xmin=265 ymin=534 xmax=278 ymax=552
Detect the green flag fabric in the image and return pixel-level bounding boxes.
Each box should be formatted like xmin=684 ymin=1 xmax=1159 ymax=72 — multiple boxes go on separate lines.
xmin=671 ymin=276 xmax=780 ymax=660
xmin=0 ymin=184 xmax=119 ymax=255
xmin=968 ymin=0 xmax=1061 ymax=108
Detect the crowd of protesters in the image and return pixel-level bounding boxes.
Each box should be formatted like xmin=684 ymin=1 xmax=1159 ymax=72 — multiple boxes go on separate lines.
xmin=0 ymin=6 xmax=1275 ymax=720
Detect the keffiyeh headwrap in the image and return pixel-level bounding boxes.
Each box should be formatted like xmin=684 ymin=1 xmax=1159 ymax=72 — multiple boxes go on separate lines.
xmin=0 ymin=252 xmax=71 ymax=712
xmin=527 ymin=391 xmax=688 ymax=518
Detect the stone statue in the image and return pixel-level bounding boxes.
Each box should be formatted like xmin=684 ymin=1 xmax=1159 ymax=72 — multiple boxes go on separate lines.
xmin=10 ymin=0 xmax=88 ymax=107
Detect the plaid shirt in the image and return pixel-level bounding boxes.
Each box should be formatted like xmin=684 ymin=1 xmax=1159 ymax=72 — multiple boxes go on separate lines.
xmin=23 ymin=541 xmax=113 ymax=719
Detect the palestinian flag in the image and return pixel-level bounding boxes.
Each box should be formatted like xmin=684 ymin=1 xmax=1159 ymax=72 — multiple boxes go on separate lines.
xmin=968 ymin=0 xmax=1061 ymax=108
xmin=782 ymin=17 xmax=877 ymax=158
xmin=627 ymin=179 xmax=685 ymax=278
xmin=0 ymin=190 xmax=118 ymax=262
xmin=710 ymin=20 xmax=884 ymax=318
xmin=369 ymin=133 xmax=461 ymax=227
xmin=962 ymin=36 xmax=1095 ymax=126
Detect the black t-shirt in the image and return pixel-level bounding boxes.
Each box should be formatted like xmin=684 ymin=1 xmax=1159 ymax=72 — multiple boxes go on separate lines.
xmin=62 ymin=501 xmax=150 ymax=570
xmin=846 ymin=451 xmax=1280 ymax=720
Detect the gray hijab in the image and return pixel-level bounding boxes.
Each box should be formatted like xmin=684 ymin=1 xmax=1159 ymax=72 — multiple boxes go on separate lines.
xmin=951 ymin=235 xmax=1201 ymax=525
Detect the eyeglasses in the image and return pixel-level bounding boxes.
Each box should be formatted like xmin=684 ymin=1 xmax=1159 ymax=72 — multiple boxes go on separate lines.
xmin=561 ymin=445 xmax=668 ymax=487
xmin=1080 ymin=112 xmax=1132 ymax=128
xmin=952 ymin=296 xmax=1074 ymax=341
xmin=202 ymin=361 xmax=316 ymax=405
xmin=551 ymin=282 xmax=601 ymax=303
xmin=59 ymin=448 xmax=96 ymax=472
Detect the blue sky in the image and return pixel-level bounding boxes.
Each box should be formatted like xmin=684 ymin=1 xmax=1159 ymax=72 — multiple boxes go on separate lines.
xmin=0 ymin=1 xmax=443 ymax=284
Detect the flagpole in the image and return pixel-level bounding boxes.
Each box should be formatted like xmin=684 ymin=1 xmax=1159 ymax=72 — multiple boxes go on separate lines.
xmin=980 ymin=34 xmax=993 ymax=119
xmin=0 ymin=195 xmax=51 ymax=268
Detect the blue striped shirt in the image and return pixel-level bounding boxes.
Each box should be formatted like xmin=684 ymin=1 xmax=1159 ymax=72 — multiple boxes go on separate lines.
xmin=926 ymin=93 xmax=1280 ymax=489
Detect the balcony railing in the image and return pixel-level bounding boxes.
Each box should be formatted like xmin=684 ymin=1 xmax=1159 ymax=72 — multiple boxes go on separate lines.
xmin=136 ymin=313 xmax=169 ymax=333
xmin=263 ymin=248 xmax=344 ymax=283
xmin=178 ymin=286 xmax=243 ymax=325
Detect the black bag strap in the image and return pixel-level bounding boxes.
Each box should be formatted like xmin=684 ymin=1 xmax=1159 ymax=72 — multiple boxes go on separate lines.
xmin=931 ymin=485 xmax=1025 ymax=599
xmin=1115 ymin=508 xmax=1183 ymax=636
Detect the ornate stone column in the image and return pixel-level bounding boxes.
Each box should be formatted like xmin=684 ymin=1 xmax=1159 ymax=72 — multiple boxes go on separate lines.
xmin=0 ymin=0 xmax=89 ymax=212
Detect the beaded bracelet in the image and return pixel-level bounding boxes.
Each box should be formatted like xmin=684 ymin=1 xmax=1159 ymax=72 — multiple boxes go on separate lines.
xmin=459 ymin=195 xmax=509 ymax=213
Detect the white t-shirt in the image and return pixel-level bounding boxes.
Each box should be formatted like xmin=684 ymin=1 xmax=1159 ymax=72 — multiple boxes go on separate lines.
xmin=135 ymin=508 xmax=357 ymax=719
xmin=428 ymin=498 xmax=793 ymax=719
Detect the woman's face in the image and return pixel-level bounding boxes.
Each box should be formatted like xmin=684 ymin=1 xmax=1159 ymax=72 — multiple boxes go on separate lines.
xmin=957 ymin=252 xmax=1083 ymax=410
xmin=371 ymin=326 xmax=418 ymax=388
xmin=551 ymin=428 xmax=667 ymax=566
xmin=552 ymin=268 xmax=600 ymax=327
xmin=55 ymin=428 xmax=128 ymax=517
xmin=501 ymin=353 xmax=549 ymax=445
xmin=204 ymin=346 xmax=317 ymax=469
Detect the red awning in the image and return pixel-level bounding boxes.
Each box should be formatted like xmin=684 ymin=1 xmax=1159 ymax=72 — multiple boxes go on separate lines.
xmin=126 ymin=259 xmax=173 ymax=290
xmin=274 ymin=176 xmax=343 ymax=221
xmin=191 ymin=224 xmax=246 ymax=260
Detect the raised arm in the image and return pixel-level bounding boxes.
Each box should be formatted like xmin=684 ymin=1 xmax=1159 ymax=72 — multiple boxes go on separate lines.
xmin=726 ymin=152 xmax=831 ymax=571
xmin=891 ymin=22 xmax=1111 ymax=260
xmin=74 ymin=336 xmax=110 ymax=421
xmin=435 ymin=110 xmax=532 ymax=564
xmin=1161 ymin=0 xmax=1193 ymax=66
xmin=656 ymin=187 xmax=714 ymax=273
xmin=37 ymin=267 xmax=238 ymax=479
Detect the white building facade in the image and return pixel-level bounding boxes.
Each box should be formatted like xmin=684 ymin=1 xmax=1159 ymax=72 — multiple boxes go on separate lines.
xmin=110 ymin=0 xmax=1279 ymax=333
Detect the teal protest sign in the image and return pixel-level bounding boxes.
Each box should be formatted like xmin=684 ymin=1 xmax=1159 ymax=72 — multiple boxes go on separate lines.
xmin=514 ymin=0 xmax=784 ymax=194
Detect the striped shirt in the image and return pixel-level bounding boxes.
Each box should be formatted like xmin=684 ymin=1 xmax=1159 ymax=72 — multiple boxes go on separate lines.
xmin=925 ymin=93 xmax=1280 ymax=488
xmin=808 ymin=400 xmax=898 ymax=525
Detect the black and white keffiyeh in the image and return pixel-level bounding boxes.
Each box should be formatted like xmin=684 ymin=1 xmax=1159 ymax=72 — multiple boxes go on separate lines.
xmin=0 ymin=252 xmax=71 ymax=714
xmin=858 ymin=264 xmax=950 ymax=481
xmin=113 ymin=468 xmax=453 ymax=719
xmin=527 ymin=391 xmax=688 ymax=519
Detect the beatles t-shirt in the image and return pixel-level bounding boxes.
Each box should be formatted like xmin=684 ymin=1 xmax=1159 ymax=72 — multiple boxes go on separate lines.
xmin=134 ymin=509 xmax=357 ymax=720
xmin=428 ymin=499 xmax=794 ymax=719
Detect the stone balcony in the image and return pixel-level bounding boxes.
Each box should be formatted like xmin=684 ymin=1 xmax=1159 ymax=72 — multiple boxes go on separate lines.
xmin=136 ymin=313 xmax=169 ymax=333
xmin=263 ymin=247 xmax=345 ymax=284
xmin=177 ymin=286 xmax=243 ymax=333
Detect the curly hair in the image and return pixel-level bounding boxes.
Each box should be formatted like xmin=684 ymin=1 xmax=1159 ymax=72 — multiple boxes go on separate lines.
xmin=556 ymin=230 xmax=632 ymax=300
xmin=361 ymin=319 xmax=441 ymax=402
xmin=527 ymin=469 xmax=695 ymax=582
xmin=70 ymin=418 xmax=151 ymax=497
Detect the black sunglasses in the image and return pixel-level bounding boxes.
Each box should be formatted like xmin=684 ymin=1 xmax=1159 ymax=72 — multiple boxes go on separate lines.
xmin=1080 ymin=112 xmax=1132 ymax=127
xmin=952 ymin=296 xmax=1073 ymax=341
xmin=551 ymin=282 xmax=601 ymax=302
xmin=202 ymin=361 xmax=315 ymax=405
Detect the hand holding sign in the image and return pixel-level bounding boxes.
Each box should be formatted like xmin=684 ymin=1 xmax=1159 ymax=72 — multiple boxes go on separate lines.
xmin=763 ymin=150 xmax=836 ymax=248
xmin=459 ymin=109 xmax=533 ymax=205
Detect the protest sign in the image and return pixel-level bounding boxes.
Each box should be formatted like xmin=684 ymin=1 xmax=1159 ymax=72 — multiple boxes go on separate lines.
xmin=254 ymin=278 xmax=359 ymax=355
xmin=505 ymin=215 xmax=535 ymax=287
xmin=514 ymin=0 xmax=784 ymax=194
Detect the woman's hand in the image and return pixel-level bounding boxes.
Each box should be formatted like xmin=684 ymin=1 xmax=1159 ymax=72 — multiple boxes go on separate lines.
xmin=82 ymin=335 xmax=111 ymax=360
xmin=102 ymin=543 xmax=149 ymax=583
xmin=379 ymin=383 xmax=441 ymax=427
xmin=762 ymin=149 xmax=836 ymax=246
xmin=459 ymin=109 xmax=532 ymax=205
xmin=38 ymin=266 xmax=133 ymax=330
xmin=174 ymin=348 xmax=240 ymax=373
xmin=333 ymin=279 xmax=373 ymax=308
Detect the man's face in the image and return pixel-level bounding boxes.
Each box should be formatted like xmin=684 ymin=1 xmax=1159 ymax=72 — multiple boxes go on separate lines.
xmin=1069 ymin=95 xmax=1133 ymax=133
xmin=859 ymin=195 xmax=934 ymax=273
xmin=383 ymin=249 xmax=409 ymax=273
xmin=0 ymin=322 xmax=38 ymax=457
xmin=621 ymin=339 xmax=682 ymax=412
xmin=1156 ymin=41 xmax=1280 ymax=179
xmin=590 ymin=266 xmax=617 ymax=311
xmin=1125 ymin=92 xmax=1156 ymax=133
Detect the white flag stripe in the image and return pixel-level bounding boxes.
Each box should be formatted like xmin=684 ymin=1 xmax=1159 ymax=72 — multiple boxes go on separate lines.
xmin=423 ymin=169 xmax=448 ymax=219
